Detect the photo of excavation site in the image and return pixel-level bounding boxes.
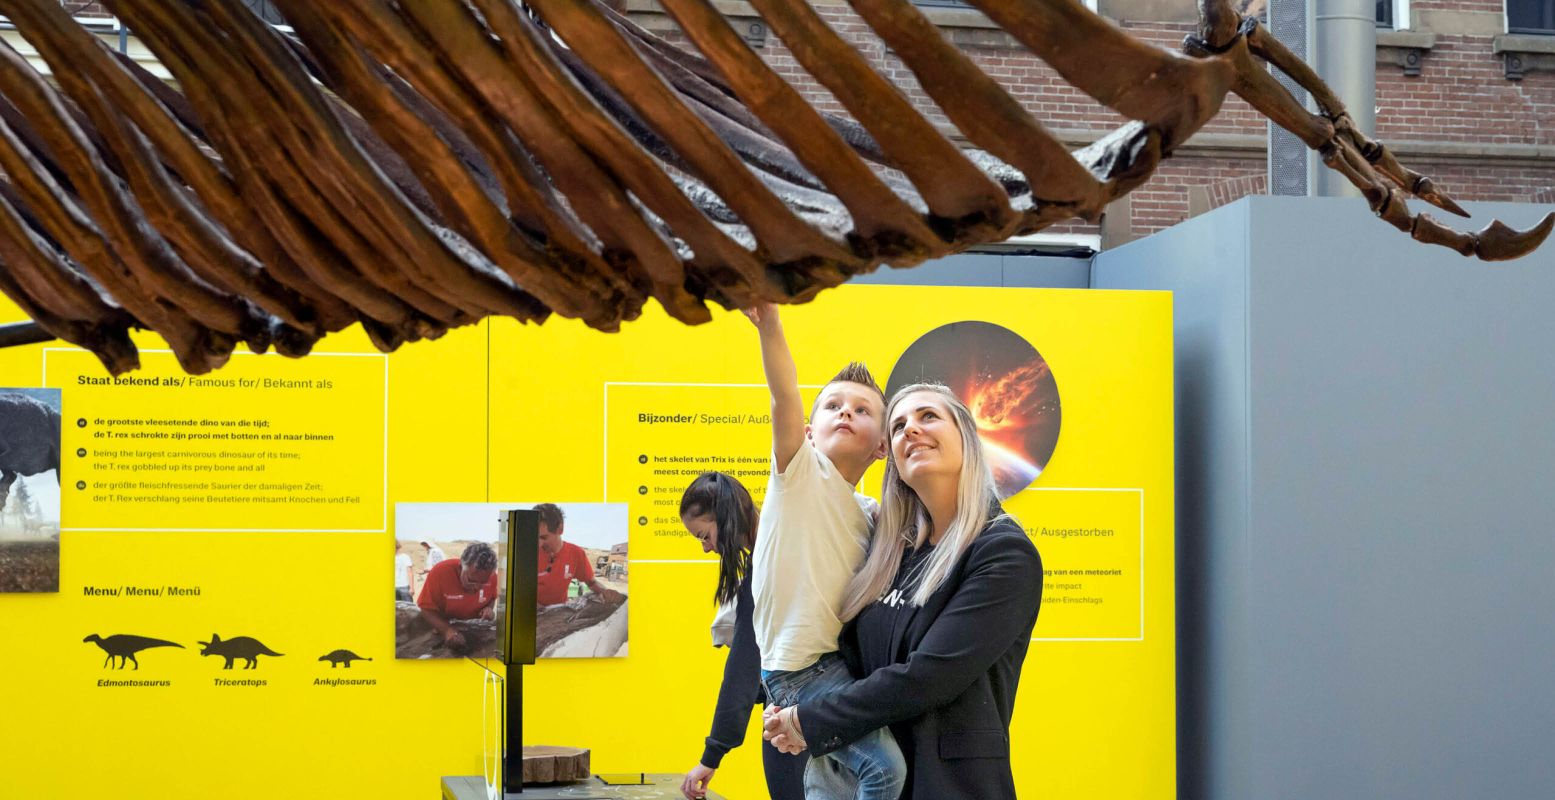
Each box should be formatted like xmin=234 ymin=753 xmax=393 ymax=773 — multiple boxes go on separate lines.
xmin=886 ymin=322 xmax=1061 ymax=499
xmin=0 ymin=388 xmax=62 ymax=593
xmin=394 ymin=502 xmax=628 ymax=660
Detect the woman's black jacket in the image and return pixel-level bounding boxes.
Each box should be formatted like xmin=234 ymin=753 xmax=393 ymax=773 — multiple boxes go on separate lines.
xmin=796 ymin=517 xmax=1043 ymax=800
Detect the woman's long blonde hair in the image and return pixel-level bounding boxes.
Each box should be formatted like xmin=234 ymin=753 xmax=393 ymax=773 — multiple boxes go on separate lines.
xmin=840 ymin=383 xmax=1004 ymax=620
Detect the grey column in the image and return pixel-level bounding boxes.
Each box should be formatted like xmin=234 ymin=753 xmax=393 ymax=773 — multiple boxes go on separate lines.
xmin=1310 ymin=0 xmax=1376 ymax=197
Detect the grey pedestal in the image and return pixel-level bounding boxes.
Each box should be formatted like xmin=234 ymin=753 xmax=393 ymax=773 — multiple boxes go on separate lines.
xmin=442 ymin=774 xmax=727 ymax=800
xmin=1094 ymin=196 xmax=1555 ymax=800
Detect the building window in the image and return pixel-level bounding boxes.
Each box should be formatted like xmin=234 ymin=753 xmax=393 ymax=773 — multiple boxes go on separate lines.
xmin=1508 ymin=0 xmax=1555 ymax=33
xmin=914 ymin=0 xmax=1101 ymax=13
xmin=1377 ymin=0 xmax=1409 ymax=29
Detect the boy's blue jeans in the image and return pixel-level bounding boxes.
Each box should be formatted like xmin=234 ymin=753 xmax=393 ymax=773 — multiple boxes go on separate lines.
xmin=762 ymin=652 xmax=906 ymax=800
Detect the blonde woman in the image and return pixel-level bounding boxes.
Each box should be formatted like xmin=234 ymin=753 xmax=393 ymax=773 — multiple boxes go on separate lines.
xmin=764 ymin=383 xmax=1043 ymax=800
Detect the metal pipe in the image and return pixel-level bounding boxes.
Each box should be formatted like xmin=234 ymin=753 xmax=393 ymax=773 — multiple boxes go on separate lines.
xmin=1310 ymin=0 xmax=1376 ymax=197
xmin=1267 ymin=0 xmax=1313 ymax=197
xmin=0 ymin=321 xmax=54 ymax=349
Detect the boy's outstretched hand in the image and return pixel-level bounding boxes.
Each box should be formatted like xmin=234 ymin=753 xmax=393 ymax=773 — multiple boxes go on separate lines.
xmin=746 ymin=302 xmax=803 ymax=473
xmin=742 ymin=302 xmax=776 ymax=328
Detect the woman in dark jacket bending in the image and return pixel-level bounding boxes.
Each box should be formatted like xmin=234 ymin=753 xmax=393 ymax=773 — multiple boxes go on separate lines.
xmin=677 ymin=472 xmax=806 ymax=800
xmin=765 ymin=383 xmax=1043 ymax=800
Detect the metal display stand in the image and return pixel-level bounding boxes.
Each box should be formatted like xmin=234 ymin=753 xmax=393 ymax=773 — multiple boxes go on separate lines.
xmin=441 ymin=773 xmax=727 ymax=800
xmin=445 ymin=514 xmax=719 ymax=798
xmin=500 ymin=510 xmax=539 ymax=795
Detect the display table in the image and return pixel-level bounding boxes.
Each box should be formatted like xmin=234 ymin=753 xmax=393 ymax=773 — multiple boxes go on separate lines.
xmin=441 ymin=774 xmax=727 ymax=799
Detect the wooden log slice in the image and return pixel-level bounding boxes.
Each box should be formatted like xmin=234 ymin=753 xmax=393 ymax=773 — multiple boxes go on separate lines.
xmin=521 ymin=745 xmax=590 ymax=785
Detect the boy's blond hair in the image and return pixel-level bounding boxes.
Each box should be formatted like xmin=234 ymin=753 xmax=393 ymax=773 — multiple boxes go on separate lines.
xmin=810 ymin=361 xmax=886 ymax=419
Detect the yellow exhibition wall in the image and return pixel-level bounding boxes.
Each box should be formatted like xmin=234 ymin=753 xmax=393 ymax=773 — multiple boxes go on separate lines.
xmin=0 ymin=284 xmax=1173 ymax=799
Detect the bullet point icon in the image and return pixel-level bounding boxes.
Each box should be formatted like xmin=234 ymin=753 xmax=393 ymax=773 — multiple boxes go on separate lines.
xmin=637 ymin=485 xmax=648 ymax=495
xmin=76 ymin=448 xmax=86 ymax=458
xmin=76 ymin=418 xmax=87 ymax=428
xmin=75 ymin=480 xmax=86 ymax=490
xmin=637 ymin=454 xmax=648 ymax=464
xmin=637 ymin=516 xmax=648 ymax=527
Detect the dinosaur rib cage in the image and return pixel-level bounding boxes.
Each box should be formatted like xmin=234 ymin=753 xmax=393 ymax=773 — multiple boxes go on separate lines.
xmin=0 ymin=0 xmax=1545 ymax=376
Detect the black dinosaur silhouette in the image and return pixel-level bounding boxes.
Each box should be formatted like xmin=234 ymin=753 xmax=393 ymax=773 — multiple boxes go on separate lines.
xmin=83 ymin=633 xmax=183 ymax=669
xmin=0 ymin=392 xmax=60 ymax=514
xmin=197 ymin=633 xmax=283 ymax=669
xmin=318 ymin=649 xmax=372 ymax=668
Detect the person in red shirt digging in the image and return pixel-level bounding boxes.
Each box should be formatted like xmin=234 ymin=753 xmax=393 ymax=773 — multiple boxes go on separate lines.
xmin=534 ymin=503 xmax=624 ymax=607
xmin=416 ymin=541 xmax=500 ymax=651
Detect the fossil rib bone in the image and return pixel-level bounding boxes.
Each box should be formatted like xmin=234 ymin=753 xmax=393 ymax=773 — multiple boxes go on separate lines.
xmin=0 ymin=0 xmax=1544 ymax=374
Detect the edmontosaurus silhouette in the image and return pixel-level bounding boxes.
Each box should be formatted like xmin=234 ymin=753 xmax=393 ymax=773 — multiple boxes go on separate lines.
xmin=197 ymin=634 xmax=284 ymax=670
xmin=83 ymin=633 xmax=183 ymax=670
xmin=318 ymin=649 xmax=372 ymax=668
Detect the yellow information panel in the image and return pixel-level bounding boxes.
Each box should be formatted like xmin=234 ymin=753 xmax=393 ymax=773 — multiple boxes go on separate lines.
xmin=498 ymin=285 xmax=1176 ymax=800
xmin=47 ymin=349 xmax=387 ymax=531
xmin=0 ymin=284 xmax=1173 ymax=800
xmin=1025 ymin=488 xmax=1146 ymax=640
xmin=605 ymin=383 xmax=826 ymax=560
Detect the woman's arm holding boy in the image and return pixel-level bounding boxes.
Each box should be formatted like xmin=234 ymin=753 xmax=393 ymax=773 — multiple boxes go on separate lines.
xmin=767 ymin=528 xmax=1043 ymax=754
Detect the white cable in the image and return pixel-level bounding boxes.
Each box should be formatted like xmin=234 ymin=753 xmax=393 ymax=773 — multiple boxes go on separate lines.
xmin=483 ymin=666 xmax=502 ymax=800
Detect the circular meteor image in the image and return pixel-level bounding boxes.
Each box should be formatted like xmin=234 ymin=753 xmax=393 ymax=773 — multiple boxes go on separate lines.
xmin=886 ymin=322 xmax=1060 ymax=498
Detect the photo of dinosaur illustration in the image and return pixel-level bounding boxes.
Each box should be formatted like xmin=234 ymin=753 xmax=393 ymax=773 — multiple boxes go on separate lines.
xmin=0 ymin=388 xmax=61 ymax=594
xmin=197 ymin=634 xmax=284 ymax=670
xmin=0 ymin=392 xmax=59 ymax=515
xmin=318 ymin=649 xmax=372 ymax=668
xmin=82 ymin=633 xmax=184 ymax=670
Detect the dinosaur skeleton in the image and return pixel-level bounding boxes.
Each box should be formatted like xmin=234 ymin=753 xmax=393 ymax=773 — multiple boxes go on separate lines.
xmin=0 ymin=0 xmax=1546 ymax=375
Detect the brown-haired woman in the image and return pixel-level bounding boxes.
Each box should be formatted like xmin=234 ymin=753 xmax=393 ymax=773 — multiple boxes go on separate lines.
xmin=678 ymin=471 xmax=805 ymax=800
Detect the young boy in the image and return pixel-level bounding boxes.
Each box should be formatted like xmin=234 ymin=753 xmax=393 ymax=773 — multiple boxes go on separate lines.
xmin=746 ymin=304 xmax=906 ymax=800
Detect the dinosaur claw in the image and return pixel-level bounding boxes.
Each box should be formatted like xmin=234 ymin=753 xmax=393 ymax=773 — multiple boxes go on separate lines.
xmin=1475 ymin=212 xmax=1555 ymax=261
xmin=1413 ymin=177 xmax=1470 ymax=218
xmin=1411 ymin=211 xmax=1555 ymax=261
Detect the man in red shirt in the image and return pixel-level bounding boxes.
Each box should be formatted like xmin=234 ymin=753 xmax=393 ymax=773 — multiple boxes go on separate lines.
xmin=417 ymin=541 xmax=500 ymax=651
xmin=535 ymin=503 xmax=625 ymax=606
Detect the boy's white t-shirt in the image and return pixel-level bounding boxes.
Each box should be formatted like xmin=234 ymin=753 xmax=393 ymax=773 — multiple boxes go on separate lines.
xmin=752 ymin=437 xmax=877 ymax=672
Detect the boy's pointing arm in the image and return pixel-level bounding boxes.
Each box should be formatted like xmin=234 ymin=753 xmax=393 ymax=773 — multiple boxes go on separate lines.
xmin=745 ymin=303 xmax=804 ymax=475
